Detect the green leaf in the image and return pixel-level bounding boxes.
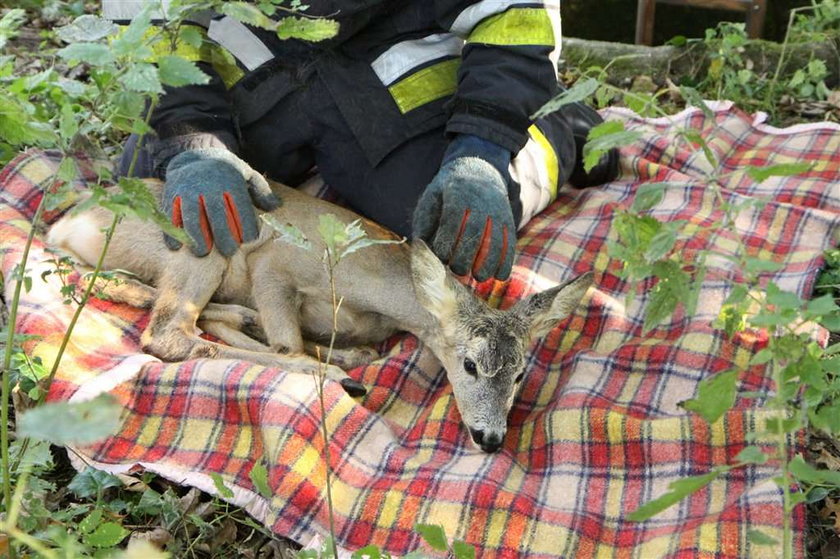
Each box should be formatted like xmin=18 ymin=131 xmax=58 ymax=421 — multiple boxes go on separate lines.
xmin=111 ymin=4 xmax=153 ymax=56
xmin=319 ymin=213 xmax=349 ymax=263
xmin=681 ymin=129 xmax=717 ymax=168
xmin=789 ymin=454 xmax=840 ymax=485
xmin=84 ymin=522 xmax=128 ymax=548
xmin=765 ymin=282 xmax=803 ymax=311
xmin=57 ymin=42 xmax=115 ymax=66
xmin=631 ymin=182 xmax=668 ymax=212
xmin=249 ymin=461 xmax=273 ymax=498
xmin=642 ymin=261 xmax=690 ymax=333
xmin=79 ymin=508 xmax=103 ymax=534
xmin=277 ymin=17 xmax=340 ymax=42
xmin=749 ymin=348 xmax=774 ymax=366
xmin=582 ymin=126 xmax=641 ymax=173
xmin=59 ymin=104 xmax=79 ymax=144
xmin=679 ymin=369 xmax=738 ymax=424
xmin=747 ymin=529 xmax=779 ymax=546
xmin=157 ymin=55 xmax=210 ymax=87
xmin=10 ymin=439 xmax=53 ymax=471
xmin=764 ymin=416 xmax=800 ymax=434
xmin=210 ymin=472 xmax=235 ymax=500
xmin=627 ymin=469 xmax=722 ymax=521
xmin=452 ymin=540 xmax=476 ymax=559
xmin=532 ymin=78 xmax=599 ymax=119
xmin=587 ymin=119 xmax=623 ymax=140
xmin=806 ymin=293 xmax=839 ymax=318
xmin=119 ymin=62 xmax=162 ymax=93
xmin=807 ymin=485 xmax=832 ymax=504
xmin=262 ymin=214 xmax=312 ymax=251
xmin=644 ymin=229 xmax=676 ymax=263
xmin=0 ymin=9 xmax=26 ymax=50
xmin=351 ymin=545 xmax=382 ymax=559
xmin=68 ymin=467 xmax=123 ymax=498
xmin=746 ymin=162 xmax=813 ymax=184
xmin=56 ymin=15 xmax=118 ymax=43
xmin=221 ymin=2 xmax=276 ymax=29
xmin=679 ymin=86 xmax=714 ymax=119
xmin=735 ymin=446 xmax=768 ymax=465
xmin=17 ymin=394 xmax=123 ymax=446
xmin=415 ymin=524 xmax=448 ymax=551
xmin=339 ymin=220 xmax=403 ymax=260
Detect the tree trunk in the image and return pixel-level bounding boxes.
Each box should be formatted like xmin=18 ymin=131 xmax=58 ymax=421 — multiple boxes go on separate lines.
xmin=559 ymin=35 xmax=840 ymax=87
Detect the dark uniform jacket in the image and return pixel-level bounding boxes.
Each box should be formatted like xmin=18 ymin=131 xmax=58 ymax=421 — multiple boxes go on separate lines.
xmin=103 ymin=0 xmax=562 ymax=173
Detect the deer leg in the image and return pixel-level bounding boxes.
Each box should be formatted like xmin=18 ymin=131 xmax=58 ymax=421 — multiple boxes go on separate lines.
xmin=303 ymin=341 xmax=380 ymax=370
xmin=248 ymin=253 xmax=306 ymax=354
xmin=197 ymin=319 xmax=271 ymax=352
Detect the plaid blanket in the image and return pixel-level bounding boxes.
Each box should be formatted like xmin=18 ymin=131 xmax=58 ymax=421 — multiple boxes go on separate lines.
xmin=2 ymin=101 xmax=839 ymax=557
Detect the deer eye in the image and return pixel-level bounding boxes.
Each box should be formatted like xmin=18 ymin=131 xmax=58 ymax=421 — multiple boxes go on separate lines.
xmin=464 ymin=358 xmax=478 ymax=376
xmin=515 ymin=373 xmax=525 ymax=384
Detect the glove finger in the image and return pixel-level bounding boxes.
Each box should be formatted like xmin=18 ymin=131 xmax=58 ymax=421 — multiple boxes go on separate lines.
xmin=411 ymin=187 xmax=443 ymax=243
xmin=245 ymin=172 xmax=281 ymax=212
xmin=162 ymin=194 xmax=183 ymax=251
xmin=164 ymin=233 xmax=183 ymax=251
xmin=180 ymin=193 xmax=213 ymax=257
xmin=473 ymin=220 xmax=513 ymax=282
xmin=227 ymin=186 xmax=260 ymax=243
xmin=438 ymin=208 xmax=483 ymax=277
xmin=497 ymin=223 xmax=514 ymax=281
xmin=202 ymin=192 xmax=241 ymax=257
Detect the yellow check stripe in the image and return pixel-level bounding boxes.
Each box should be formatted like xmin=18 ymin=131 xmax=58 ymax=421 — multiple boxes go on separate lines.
xmin=528 ymin=123 xmax=559 ymax=199
xmin=468 ymin=7 xmax=555 ymax=46
xmin=388 ymin=58 xmax=460 ymax=114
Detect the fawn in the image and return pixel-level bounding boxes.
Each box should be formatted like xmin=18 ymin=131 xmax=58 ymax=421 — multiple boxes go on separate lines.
xmin=48 ymin=179 xmax=592 ymax=453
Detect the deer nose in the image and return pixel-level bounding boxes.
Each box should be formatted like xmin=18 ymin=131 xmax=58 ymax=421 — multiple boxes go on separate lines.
xmin=470 ymin=428 xmax=504 ymax=453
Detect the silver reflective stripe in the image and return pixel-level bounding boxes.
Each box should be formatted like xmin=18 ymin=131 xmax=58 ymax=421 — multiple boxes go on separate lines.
xmin=450 ymin=0 xmax=560 ymax=37
xmin=207 ymin=16 xmax=273 ymax=71
xmin=102 ymin=0 xmax=170 ymax=21
xmin=371 ymin=33 xmax=463 ymax=86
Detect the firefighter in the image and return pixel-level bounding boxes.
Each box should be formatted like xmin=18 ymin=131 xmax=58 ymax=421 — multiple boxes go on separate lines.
xmin=105 ymin=1 xmax=618 ymax=282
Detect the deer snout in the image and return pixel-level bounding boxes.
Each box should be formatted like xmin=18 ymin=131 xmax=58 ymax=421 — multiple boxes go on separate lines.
xmin=469 ymin=428 xmax=504 ymax=453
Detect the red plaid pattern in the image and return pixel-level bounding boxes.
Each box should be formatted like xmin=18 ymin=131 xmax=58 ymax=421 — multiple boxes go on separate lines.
xmin=2 ymin=101 xmax=839 ymax=557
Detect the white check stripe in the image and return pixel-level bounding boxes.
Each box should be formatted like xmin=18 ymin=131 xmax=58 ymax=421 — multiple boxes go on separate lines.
xmin=102 ymin=0 xmax=171 ymax=20
xmin=371 ymin=33 xmax=463 ymax=86
xmin=208 ymin=16 xmax=274 ymax=71
xmin=450 ymin=0 xmax=560 ymax=37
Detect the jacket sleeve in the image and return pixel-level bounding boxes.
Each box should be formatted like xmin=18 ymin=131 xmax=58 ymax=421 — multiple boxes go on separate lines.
xmin=103 ymin=1 xmax=239 ymax=174
xmin=436 ymin=1 xmax=562 ymax=154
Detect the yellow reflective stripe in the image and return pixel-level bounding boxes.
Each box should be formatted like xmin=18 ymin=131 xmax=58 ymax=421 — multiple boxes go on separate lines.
xmin=468 ymin=8 xmax=554 ymax=46
xmin=151 ymin=26 xmax=204 ymax=61
xmin=209 ymin=47 xmax=245 ymax=89
xmin=387 ymin=58 xmax=460 ymax=114
xmin=528 ymin=123 xmax=558 ymax=198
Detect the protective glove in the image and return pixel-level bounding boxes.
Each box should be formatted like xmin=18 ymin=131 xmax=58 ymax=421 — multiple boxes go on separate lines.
xmin=162 ymin=148 xmax=281 ymax=257
xmin=555 ymin=101 xmax=620 ymax=188
xmin=412 ymin=134 xmax=516 ymax=282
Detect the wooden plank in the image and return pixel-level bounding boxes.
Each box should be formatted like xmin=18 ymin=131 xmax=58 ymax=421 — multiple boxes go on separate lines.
xmin=746 ymin=0 xmax=768 ymax=39
xmin=635 ymin=0 xmax=657 ymax=45
xmin=655 ymin=0 xmax=752 ymax=12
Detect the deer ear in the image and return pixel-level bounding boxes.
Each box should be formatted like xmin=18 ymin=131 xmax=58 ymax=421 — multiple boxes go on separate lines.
xmin=410 ymin=240 xmax=463 ymax=325
xmin=516 ymin=272 xmax=594 ymax=339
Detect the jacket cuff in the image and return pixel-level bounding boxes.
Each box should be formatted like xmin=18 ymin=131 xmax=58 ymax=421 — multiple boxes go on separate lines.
xmin=150 ymin=131 xmax=238 ymax=177
xmin=445 ymin=114 xmax=529 ymax=155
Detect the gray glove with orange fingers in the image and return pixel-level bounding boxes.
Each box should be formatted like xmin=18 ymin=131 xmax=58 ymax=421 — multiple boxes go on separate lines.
xmin=412 ymin=134 xmax=517 ymax=282
xmin=162 ymin=149 xmax=281 ymax=256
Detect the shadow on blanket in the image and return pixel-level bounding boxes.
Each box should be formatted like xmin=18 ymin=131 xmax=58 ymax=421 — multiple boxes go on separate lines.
xmin=1 ymin=101 xmax=839 ymax=557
